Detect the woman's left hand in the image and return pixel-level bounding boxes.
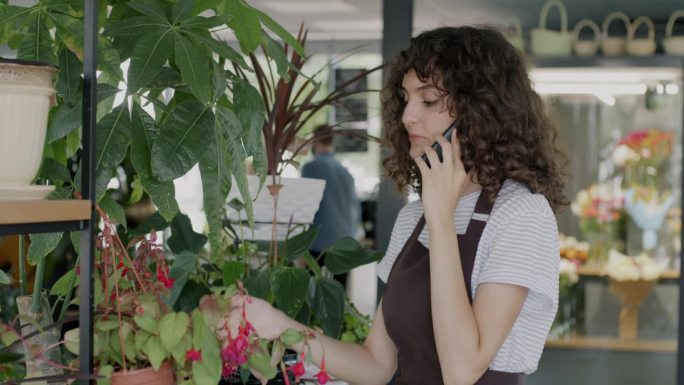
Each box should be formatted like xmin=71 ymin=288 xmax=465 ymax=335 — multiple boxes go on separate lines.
xmin=414 ymin=132 xmax=468 ymax=226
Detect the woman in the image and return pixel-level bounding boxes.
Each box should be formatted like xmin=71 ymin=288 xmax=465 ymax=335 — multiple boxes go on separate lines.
xmin=230 ymin=26 xmax=568 ymax=385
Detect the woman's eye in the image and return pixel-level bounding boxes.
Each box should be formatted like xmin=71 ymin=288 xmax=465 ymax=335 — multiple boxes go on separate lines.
xmin=423 ymin=99 xmax=439 ymax=107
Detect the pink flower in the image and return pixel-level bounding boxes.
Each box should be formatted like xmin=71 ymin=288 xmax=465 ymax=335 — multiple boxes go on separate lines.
xmin=287 ymin=352 xmax=307 ymax=382
xmin=315 ymin=354 xmax=331 ymax=384
xmin=186 ymin=348 xmax=202 ymax=363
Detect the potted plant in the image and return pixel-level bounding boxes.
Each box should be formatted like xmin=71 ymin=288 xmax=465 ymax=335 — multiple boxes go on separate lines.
xmin=226 ymin=26 xmax=383 ymax=241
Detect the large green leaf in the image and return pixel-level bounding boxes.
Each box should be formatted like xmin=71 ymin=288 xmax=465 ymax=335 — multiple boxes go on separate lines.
xmin=248 ymin=352 xmax=277 ymax=380
xmin=223 ymin=0 xmax=261 ymax=54
xmin=130 ymin=102 xmax=179 ymax=221
xmin=27 ymin=232 xmax=63 ymax=265
xmin=98 ymin=38 xmax=124 ymax=81
xmin=128 ymin=29 xmax=173 ymax=92
xmin=308 ymin=277 xmax=345 ymax=338
xmin=261 ymin=34 xmax=291 ymax=81
xmin=173 ymin=33 xmax=211 ymax=103
xmin=168 ymin=213 xmax=207 ymax=254
xmin=193 ymin=0 xmax=222 ymax=14
xmin=128 ymin=0 xmax=170 ymax=23
xmin=180 ymin=15 xmax=230 ymax=30
xmin=18 ymin=14 xmax=56 ymax=64
xmin=38 ymin=157 xmax=72 ymax=184
xmin=105 ymin=16 xmax=167 ymax=38
xmin=129 ymin=212 xmax=170 ymax=238
xmin=167 ymin=251 xmax=198 ymax=306
xmin=222 ymin=261 xmax=244 ymax=287
xmin=192 ymin=311 xmax=221 ymax=384
xmin=50 ymin=268 xmax=76 ymax=296
xmin=151 ymin=100 xmax=214 ymax=181
xmin=185 ymin=30 xmax=248 ymax=68
xmin=216 ymin=106 xmax=253 ymax=226
xmin=272 ymin=267 xmax=310 ymax=318
xmin=244 ymin=269 xmax=271 ymax=301
xmin=234 ymin=80 xmax=264 ymax=153
xmin=324 ymin=237 xmax=384 ymax=275
xmin=56 ymin=48 xmax=81 ymax=104
xmin=284 ymin=226 xmax=319 ymax=261
xmin=171 ymin=0 xmax=193 ymax=24
xmin=47 ymin=83 xmax=120 ymax=143
xmin=99 ymin=191 xmax=127 ymax=230
xmin=47 ymin=13 xmax=83 ymax=59
xmin=253 ymin=8 xmax=305 ymax=56
xmin=199 ymin=113 xmax=231 ymax=259
xmin=95 ymin=102 xmax=131 ymax=202
xmin=159 ymin=312 xmax=189 ymax=351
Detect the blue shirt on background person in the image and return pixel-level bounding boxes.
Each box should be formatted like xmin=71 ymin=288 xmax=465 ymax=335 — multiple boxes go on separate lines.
xmin=301 ymin=125 xmax=361 ymax=254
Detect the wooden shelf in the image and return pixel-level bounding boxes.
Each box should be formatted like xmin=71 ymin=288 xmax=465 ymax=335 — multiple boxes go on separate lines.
xmin=546 ymin=335 xmax=677 ymax=353
xmin=577 ymin=265 xmax=680 ymax=280
xmin=0 ymin=200 xmax=91 ymax=225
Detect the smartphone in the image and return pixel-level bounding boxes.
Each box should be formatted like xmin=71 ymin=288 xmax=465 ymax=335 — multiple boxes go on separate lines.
xmin=421 ymin=121 xmax=458 ymax=167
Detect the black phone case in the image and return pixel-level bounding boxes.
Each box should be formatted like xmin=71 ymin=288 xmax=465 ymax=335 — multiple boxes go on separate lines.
xmin=422 ymin=122 xmax=457 ymax=166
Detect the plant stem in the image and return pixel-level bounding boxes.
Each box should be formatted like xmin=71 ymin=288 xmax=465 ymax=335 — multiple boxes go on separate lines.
xmin=302 ymin=252 xmax=322 ymax=277
xmin=57 ymin=259 xmax=79 ymax=322
xmin=31 ymin=256 xmax=46 ymax=313
xmin=18 ymin=235 xmax=27 ymax=296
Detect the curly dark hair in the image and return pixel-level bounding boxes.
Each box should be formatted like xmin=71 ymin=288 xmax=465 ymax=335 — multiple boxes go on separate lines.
xmin=381 ymin=26 xmax=569 ymax=212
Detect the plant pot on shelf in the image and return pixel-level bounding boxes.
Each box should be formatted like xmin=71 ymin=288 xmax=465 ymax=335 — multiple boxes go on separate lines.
xmin=16 ymin=294 xmax=64 ymax=385
xmin=111 ymin=361 xmax=176 ymax=385
xmin=608 ymin=278 xmax=658 ymax=340
xmin=0 ymin=58 xmax=57 ymax=201
xmin=226 ymin=175 xmax=326 ymax=240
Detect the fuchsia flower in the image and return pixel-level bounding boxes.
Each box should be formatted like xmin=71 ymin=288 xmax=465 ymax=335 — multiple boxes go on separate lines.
xmin=156 ymin=263 xmax=174 ymax=289
xmin=186 ymin=348 xmax=202 ymax=363
xmin=315 ymin=354 xmax=332 ymax=384
xmin=287 ymin=351 xmax=307 ymax=382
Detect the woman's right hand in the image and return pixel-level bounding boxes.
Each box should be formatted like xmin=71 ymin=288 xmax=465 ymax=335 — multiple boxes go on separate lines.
xmin=227 ymin=294 xmax=294 ymax=340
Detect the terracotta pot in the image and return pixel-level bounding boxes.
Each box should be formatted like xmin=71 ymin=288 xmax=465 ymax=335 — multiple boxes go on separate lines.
xmin=111 ymin=362 xmax=175 ymax=385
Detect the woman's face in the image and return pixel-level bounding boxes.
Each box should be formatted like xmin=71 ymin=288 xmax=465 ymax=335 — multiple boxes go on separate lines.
xmin=401 ymin=69 xmax=455 ymax=159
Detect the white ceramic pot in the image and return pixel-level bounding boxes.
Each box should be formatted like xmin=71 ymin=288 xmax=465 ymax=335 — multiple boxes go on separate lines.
xmin=627 ymin=16 xmax=656 ymax=56
xmin=226 ymin=175 xmax=326 ymax=240
xmin=601 ymin=12 xmax=631 ymax=56
xmin=573 ymin=19 xmax=600 ymax=56
xmin=663 ymin=10 xmax=684 ymax=55
xmin=0 ymin=59 xmax=56 ymax=198
xmin=530 ymin=0 xmax=572 ymax=56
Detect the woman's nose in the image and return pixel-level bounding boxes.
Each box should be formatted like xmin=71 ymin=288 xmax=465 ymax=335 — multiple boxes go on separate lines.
xmin=402 ymin=103 xmax=418 ymax=127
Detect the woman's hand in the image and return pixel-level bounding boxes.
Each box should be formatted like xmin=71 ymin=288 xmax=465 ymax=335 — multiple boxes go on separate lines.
xmin=414 ymin=132 xmax=468 ymax=226
xmin=227 ymin=294 xmax=291 ymax=340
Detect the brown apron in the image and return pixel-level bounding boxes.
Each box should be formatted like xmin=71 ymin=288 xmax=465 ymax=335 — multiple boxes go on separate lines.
xmin=382 ymin=191 xmax=526 ymax=385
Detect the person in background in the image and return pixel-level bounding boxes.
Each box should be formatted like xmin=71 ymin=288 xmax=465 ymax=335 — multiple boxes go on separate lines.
xmin=227 ymin=26 xmax=567 ymax=385
xmin=301 ymin=124 xmax=361 ymax=287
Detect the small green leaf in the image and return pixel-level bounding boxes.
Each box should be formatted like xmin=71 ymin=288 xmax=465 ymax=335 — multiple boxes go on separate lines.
xmin=180 ymin=15 xmax=230 ymax=30
xmin=191 ymin=310 xmax=208 ymax=350
xmin=0 ymin=270 xmax=10 ymax=285
xmin=141 ymin=175 xmax=179 ymax=221
xmin=309 ymin=277 xmax=345 ymax=338
xmin=27 ymin=232 xmax=63 ymax=265
xmin=159 ymin=312 xmax=190 ymax=351
xmin=279 ymin=328 xmax=304 ymax=347
xmin=217 ymin=107 xmax=253 ymax=226
xmin=234 ymin=80 xmax=265 ymax=154
xmin=261 ymin=34 xmax=290 ymax=81
xmin=95 ymin=320 xmax=120 ymax=332
xmin=48 ymin=13 xmax=83 ymax=59
xmin=129 ymin=212 xmax=170 ymax=238
xmin=168 ymin=213 xmax=207 ymax=253
xmin=56 ymin=48 xmax=81 ymax=104
xmin=272 ymin=267 xmax=310 ymax=318
xmin=284 ymin=227 xmax=319 ymax=261
xmin=128 ymin=175 xmax=144 ymax=204
xmin=324 ymin=237 xmax=384 ymax=275
xmin=133 ymin=313 xmax=159 ymax=334
xmin=171 ymin=334 xmax=191 ymax=367
xmin=38 ymin=157 xmax=72 ymax=184
xmin=253 ymin=8 xmax=305 ymax=56
xmin=50 ymin=268 xmax=76 ymax=296
xmin=185 ymin=30 xmax=248 ymax=68
xmin=143 ymin=335 xmax=166 ymax=371
xmin=105 ymin=16 xmax=167 ymax=38
xmin=97 ymin=365 xmax=113 ymax=385
xmin=99 ymin=192 xmax=127 ymax=230
xmin=222 ymin=261 xmax=244 ymax=287
xmin=151 ymin=100 xmax=215 ymax=181
xmin=244 ymin=269 xmax=271 ymax=300
xmin=248 ymin=352 xmax=277 ymax=380
xmin=167 ymin=251 xmax=198 ymax=307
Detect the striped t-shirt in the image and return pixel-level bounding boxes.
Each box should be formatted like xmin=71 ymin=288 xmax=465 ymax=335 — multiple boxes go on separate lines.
xmin=377 ymin=179 xmax=559 ymax=374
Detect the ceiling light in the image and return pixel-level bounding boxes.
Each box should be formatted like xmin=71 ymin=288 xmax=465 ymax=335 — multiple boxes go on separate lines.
xmin=534 ymin=83 xmax=647 ymax=95
xmin=259 ymin=1 xmax=356 ymax=14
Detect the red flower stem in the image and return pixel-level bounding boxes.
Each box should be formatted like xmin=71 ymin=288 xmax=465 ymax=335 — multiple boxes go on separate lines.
xmin=113 ymin=276 xmax=128 ymax=372
xmin=112 ymin=228 xmax=149 ymax=293
xmin=280 ymin=361 xmax=291 ymax=385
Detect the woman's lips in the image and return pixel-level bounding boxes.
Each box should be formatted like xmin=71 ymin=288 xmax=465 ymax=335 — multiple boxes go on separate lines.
xmin=409 ymin=135 xmax=428 ymax=143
